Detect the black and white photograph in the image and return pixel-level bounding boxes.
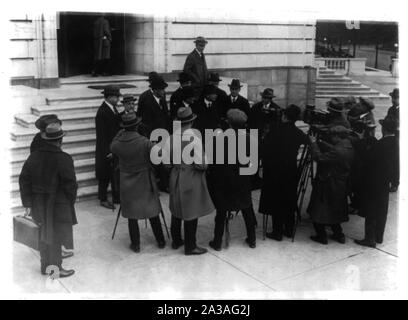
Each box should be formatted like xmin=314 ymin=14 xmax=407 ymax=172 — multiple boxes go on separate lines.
xmin=0 ymin=0 xmax=406 ymax=302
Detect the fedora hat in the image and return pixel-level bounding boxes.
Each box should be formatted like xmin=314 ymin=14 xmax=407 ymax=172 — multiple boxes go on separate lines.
xmin=194 ymin=36 xmax=208 ymax=44
xmin=327 ymin=97 xmax=345 ymax=113
xmin=121 ymin=94 xmax=137 ymax=104
xmin=260 ymin=88 xmax=276 ymax=98
xmin=359 ymin=97 xmax=375 ymax=111
xmin=34 ymin=114 xmax=61 ymax=132
xmin=226 ymin=108 xmax=247 ymax=127
xmin=41 ymin=122 xmax=66 ymax=140
xmin=379 ymin=116 xmax=398 ymax=133
xmin=176 ymin=106 xmax=197 ymax=123
xmin=101 ymin=85 xmax=122 ymax=97
xmin=389 ymin=88 xmax=399 ymax=98
xmin=208 ymin=72 xmax=222 ymax=83
xmin=147 ymin=71 xmax=160 ymax=83
xmin=177 ymin=72 xmax=192 ymax=84
xmin=228 ymin=79 xmax=243 ymax=89
xmin=120 ymin=111 xmax=142 ymax=128
xmin=150 ymin=77 xmax=168 ymax=90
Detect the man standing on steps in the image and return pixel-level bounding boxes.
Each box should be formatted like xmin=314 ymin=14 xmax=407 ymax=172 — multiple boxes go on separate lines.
xmin=30 ymin=114 xmax=62 ymax=153
xmin=95 ymin=85 xmax=122 ymax=209
xmin=183 ymin=36 xmax=208 ymax=94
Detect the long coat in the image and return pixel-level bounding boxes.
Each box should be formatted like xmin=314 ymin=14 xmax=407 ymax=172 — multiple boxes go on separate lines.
xmin=307 ymin=139 xmax=354 ymax=225
xmin=360 ymin=135 xmax=399 ymax=219
xmin=95 ymin=101 xmax=121 ymax=180
xmin=191 ymin=99 xmax=226 ymax=134
xmin=248 ymin=101 xmax=282 ymax=142
xmin=93 ymin=17 xmax=112 ymax=60
xmin=110 ymin=130 xmax=161 ymax=219
xmin=19 ymin=143 xmax=78 ymax=248
xmin=207 ymin=130 xmax=253 ymax=211
xmin=183 ymin=50 xmax=208 ymax=88
xmin=259 ymin=122 xmax=310 ymax=215
xmin=136 ymin=90 xmax=171 ymax=136
xmin=169 ymin=87 xmax=184 ymax=120
xmin=226 ymin=94 xmax=251 ymax=116
xmin=164 ymin=129 xmax=214 ymax=221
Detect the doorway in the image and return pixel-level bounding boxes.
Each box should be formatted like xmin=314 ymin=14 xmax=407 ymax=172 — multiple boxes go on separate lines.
xmin=57 ymin=12 xmax=126 ymax=77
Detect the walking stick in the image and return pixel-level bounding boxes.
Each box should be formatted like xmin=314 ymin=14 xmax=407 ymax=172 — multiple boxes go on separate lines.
xmin=112 ymin=206 xmax=122 ymax=240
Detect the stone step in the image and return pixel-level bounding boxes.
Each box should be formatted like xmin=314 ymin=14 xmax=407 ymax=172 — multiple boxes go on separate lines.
xmin=318 ymin=70 xmax=336 ymax=75
xmin=316 ymin=81 xmax=362 ymax=87
xmin=316 ymin=85 xmax=372 ymax=91
xmin=316 ymin=78 xmax=353 ymax=83
xmin=316 ymin=89 xmax=379 ymax=96
xmin=318 ymin=74 xmax=346 ymax=78
xmin=11 ymin=145 xmax=94 ymax=168
xmin=32 ymin=101 xmax=101 ymax=116
xmin=60 ymin=74 xmax=148 ymax=86
xmin=15 ymin=111 xmax=96 ymax=128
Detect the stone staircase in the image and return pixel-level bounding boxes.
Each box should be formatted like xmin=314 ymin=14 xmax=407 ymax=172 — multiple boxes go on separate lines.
xmin=315 ymin=67 xmax=391 ymax=109
xmin=9 ymin=74 xmax=238 ymax=214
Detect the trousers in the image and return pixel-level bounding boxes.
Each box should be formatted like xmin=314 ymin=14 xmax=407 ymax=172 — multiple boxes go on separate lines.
xmin=128 ymin=216 xmax=165 ymax=246
xmin=170 ymin=216 xmax=198 ymax=252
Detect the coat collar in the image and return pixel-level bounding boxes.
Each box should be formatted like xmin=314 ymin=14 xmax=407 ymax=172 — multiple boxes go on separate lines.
xmin=36 ymin=142 xmax=63 ymax=153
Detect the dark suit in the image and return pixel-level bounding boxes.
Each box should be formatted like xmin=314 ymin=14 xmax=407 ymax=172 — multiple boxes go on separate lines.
xmin=183 ymin=50 xmax=208 ymax=89
xmin=226 ymin=94 xmax=250 ymax=116
xmin=360 ymin=135 xmax=399 ymax=243
xmin=169 ymin=87 xmax=184 ymax=120
xmin=191 ymin=98 xmax=225 ymax=135
xmin=95 ymin=101 xmax=121 ymax=201
xmin=137 ymin=90 xmax=171 ymax=135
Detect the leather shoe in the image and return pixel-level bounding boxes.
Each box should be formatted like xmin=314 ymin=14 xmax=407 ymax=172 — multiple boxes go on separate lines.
xmin=62 ymin=251 xmax=74 ymax=259
xmin=266 ymin=232 xmax=282 ymax=241
xmin=310 ymin=235 xmax=328 ymax=245
xmin=354 ymin=239 xmax=376 ymax=248
xmin=375 ymin=238 xmax=383 ymax=244
xmin=158 ymin=241 xmax=166 ymax=249
xmin=330 ymin=233 xmax=346 ymax=244
xmin=245 ymin=238 xmax=256 ymax=248
xmin=130 ymin=244 xmax=140 ymax=253
xmin=59 ymin=267 xmax=75 ymax=278
xmin=185 ymin=246 xmax=208 ymax=256
xmin=209 ymin=240 xmax=222 ymax=251
xmin=100 ymin=200 xmax=115 ymax=210
xmin=171 ymin=240 xmax=184 ymax=250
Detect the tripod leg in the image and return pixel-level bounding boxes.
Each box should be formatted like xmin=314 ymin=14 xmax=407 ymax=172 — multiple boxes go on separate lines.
xmin=160 ymin=210 xmax=171 ymax=239
xmin=111 ymin=206 xmax=122 ymax=240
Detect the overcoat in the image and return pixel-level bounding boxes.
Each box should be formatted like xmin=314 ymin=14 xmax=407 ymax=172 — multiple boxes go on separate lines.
xmin=19 ymin=143 xmax=78 ymax=248
xmin=93 ymin=17 xmax=112 ymax=60
xmin=307 ymin=139 xmax=354 ymax=224
xmin=248 ymin=101 xmax=282 ymax=141
xmin=183 ymin=50 xmax=208 ymax=88
xmin=95 ymin=101 xmax=121 ymax=180
xmin=169 ymin=87 xmax=184 ymax=120
xmin=164 ymin=129 xmax=214 ymax=221
xmin=110 ymin=130 xmax=161 ymax=219
xmin=225 ymin=94 xmax=251 ymax=116
xmin=259 ymin=122 xmax=310 ymax=215
xmin=191 ymin=98 xmax=226 ymax=134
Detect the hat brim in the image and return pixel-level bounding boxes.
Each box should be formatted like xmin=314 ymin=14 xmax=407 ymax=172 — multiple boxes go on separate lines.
xmin=228 ymin=85 xmax=243 ymax=88
xmin=327 ymin=106 xmax=343 ymax=113
xmin=41 ymin=131 xmax=66 ymax=140
xmin=260 ymin=93 xmax=276 ymax=98
xmin=176 ymin=114 xmax=197 ymax=123
xmin=194 ymin=40 xmax=208 ymax=44
xmin=120 ymin=119 xmax=142 ymax=128
xmin=101 ymin=91 xmax=122 ymax=96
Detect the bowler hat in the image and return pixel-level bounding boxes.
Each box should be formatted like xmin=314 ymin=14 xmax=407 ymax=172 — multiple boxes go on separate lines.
xmin=147 ymin=71 xmax=159 ymax=83
xmin=359 ymin=97 xmax=375 ymax=111
xmin=260 ymin=88 xmax=276 ymax=98
xmin=177 ymin=72 xmax=192 ymax=84
xmin=389 ymin=88 xmax=399 ymax=98
xmin=176 ymin=106 xmax=197 ymax=123
xmin=180 ymin=86 xmax=195 ymax=101
xmin=121 ymin=94 xmax=137 ymax=104
xmin=284 ymin=104 xmax=301 ymax=122
xmin=41 ymin=122 xmax=66 ymax=140
xmin=120 ymin=111 xmax=142 ymax=128
xmin=34 ymin=114 xmax=61 ymax=132
xmin=226 ymin=108 xmax=247 ymax=127
xmin=327 ymin=97 xmax=345 ymax=113
xmin=101 ymin=85 xmax=122 ymax=97
xmin=194 ymin=36 xmax=208 ymax=44
xmin=208 ymin=72 xmax=222 ymax=83
xmin=228 ymin=79 xmax=243 ymax=89
xmin=150 ymin=77 xmax=168 ymax=90
xmin=379 ymin=116 xmax=398 ymax=133
xmin=203 ymin=84 xmax=218 ymax=96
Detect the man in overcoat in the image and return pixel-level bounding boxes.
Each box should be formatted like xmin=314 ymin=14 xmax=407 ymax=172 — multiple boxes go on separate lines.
xmin=95 ymin=85 xmax=122 ymax=209
xmin=386 ymin=88 xmax=399 ymax=191
xmin=307 ymin=125 xmax=354 ymax=245
xmin=163 ymin=106 xmax=214 ymax=255
xmin=92 ymin=14 xmax=112 ymax=76
xmin=225 ymin=79 xmax=250 ymax=116
xmin=206 ymin=72 xmax=228 ymax=106
xmin=19 ymin=123 xmax=77 ymax=278
xmin=208 ymin=109 xmax=257 ymax=250
xmin=354 ymin=116 xmax=399 ymax=248
xmin=111 ymin=112 xmax=165 ymax=252
xmin=30 ymin=114 xmax=61 ymax=153
xmin=183 ymin=36 xmax=208 ymax=92
xmin=170 ymin=72 xmax=193 ymax=119
xmin=259 ymin=105 xmax=310 ymax=241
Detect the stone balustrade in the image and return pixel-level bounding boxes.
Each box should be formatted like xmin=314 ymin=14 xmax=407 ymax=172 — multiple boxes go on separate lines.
xmin=315 ymin=57 xmax=366 ymax=75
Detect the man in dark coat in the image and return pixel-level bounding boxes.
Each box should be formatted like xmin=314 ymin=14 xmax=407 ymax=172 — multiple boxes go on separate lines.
xmin=326 ymin=98 xmax=351 ymax=129
xmin=386 ymin=88 xmax=399 ymax=192
xmin=259 ymin=105 xmax=310 ymax=241
xmin=111 ymin=112 xmax=165 ymax=252
xmin=208 ymin=109 xmax=257 ymax=250
xmin=170 ymin=72 xmax=193 ymax=119
xmin=354 ymin=116 xmax=399 ymax=248
xmin=207 ymin=72 xmax=229 ymax=106
xmin=183 ymin=36 xmax=208 ymax=91
xmin=307 ymin=125 xmax=354 ymax=245
xmin=226 ymin=79 xmax=250 ymax=116
xmin=19 ymin=123 xmax=77 ymax=278
xmin=95 ymin=85 xmax=122 ymax=209
xmin=92 ymin=14 xmax=112 ymax=76
xmin=30 ymin=114 xmax=61 ymax=153
xmin=137 ymin=77 xmax=171 ymax=192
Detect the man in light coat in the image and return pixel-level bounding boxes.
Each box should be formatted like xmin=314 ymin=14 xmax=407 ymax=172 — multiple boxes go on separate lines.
xmin=183 ymin=36 xmax=208 ymax=92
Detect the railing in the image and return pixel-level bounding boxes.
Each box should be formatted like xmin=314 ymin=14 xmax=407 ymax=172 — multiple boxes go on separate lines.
xmin=315 ymin=57 xmax=367 ymax=75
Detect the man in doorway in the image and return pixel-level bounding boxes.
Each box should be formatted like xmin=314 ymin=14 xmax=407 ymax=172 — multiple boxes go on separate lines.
xmin=92 ymin=14 xmax=112 ymax=77
xmin=183 ymin=36 xmax=208 ymax=92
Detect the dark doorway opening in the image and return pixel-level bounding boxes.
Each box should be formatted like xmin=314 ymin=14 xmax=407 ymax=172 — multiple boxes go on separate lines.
xmin=57 ymin=12 xmax=126 ymax=77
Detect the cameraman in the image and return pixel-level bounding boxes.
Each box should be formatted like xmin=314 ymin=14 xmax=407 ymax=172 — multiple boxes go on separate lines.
xmin=326 ymin=98 xmax=351 ymax=129
xmin=307 ymin=125 xmax=354 ymax=245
